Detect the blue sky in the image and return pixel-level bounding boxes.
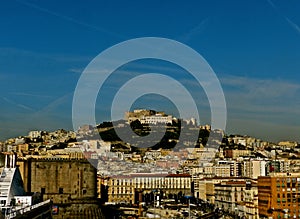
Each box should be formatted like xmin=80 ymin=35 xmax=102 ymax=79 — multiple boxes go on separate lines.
xmin=1 ymin=0 xmax=300 ymax=142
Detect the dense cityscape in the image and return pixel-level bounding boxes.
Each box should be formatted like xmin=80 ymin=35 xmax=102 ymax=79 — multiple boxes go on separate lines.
xmin=0 ymin=109 xmax=299 ymax=218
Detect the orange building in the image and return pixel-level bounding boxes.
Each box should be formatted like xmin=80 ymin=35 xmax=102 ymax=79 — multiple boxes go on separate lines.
xmin=258 ymin=173 xmax=300 ymax=219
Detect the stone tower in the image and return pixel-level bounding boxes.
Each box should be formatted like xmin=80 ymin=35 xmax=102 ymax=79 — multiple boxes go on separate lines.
xmin=17 ymin=157 xmax=104 ymax=219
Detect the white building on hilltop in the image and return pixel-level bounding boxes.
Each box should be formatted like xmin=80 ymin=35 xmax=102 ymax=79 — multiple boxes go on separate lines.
xmin=140 ymin=114 xmax=173 ymax=125
xmin=125 ymin=109 xmax=173 ymax=125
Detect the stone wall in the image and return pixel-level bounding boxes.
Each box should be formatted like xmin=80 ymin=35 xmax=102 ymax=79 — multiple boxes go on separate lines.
xmin=17 ymin=158 xmax=104 ymax=219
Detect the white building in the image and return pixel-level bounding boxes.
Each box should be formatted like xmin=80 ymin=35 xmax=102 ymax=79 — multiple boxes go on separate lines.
xmin=125 ymin=109 xmax=173 ymax=125
xmin=0 ymin=154 xmax=26 ymax=210
xmin=243 ymin=159 xmax=267 ymax=179
xmin=28 ymin=131 xmax=42 ymax=139
xmin=140 ymin=114 xmax=173 ymax=125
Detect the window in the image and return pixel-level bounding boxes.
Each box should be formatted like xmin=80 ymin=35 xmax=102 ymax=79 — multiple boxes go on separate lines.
xmin=41 ymin=188 xmax=46 ymax=194
xmin=59 ymin=188 xmax=63 ymax=194
xmin=82 ymin=189 xmax=87 ymax=195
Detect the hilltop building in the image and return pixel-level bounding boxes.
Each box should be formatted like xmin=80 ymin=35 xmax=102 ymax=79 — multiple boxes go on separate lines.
xmin=125 ymin=109 xmax=173 ymax=125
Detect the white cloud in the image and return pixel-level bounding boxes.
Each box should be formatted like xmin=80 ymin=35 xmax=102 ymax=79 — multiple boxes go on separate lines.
xmin=266 ymin=0 xmax=300 ymax=35
xmin=178 ymin=17 xmax=210 ymax=42
xmin=285 ymin=17 xmax=300 ymax=35
xmin=9 ymin=92 xmax=53 ymax=98
xmin=0 ymin=47 xmax=91 ymax=63
xmin=2 ymin=97 xmax=34 ymax=111
xmin=221 ymin=75 xmax=300 ymax=99
xmin=219 ymin=74 xmax=300 ymax=139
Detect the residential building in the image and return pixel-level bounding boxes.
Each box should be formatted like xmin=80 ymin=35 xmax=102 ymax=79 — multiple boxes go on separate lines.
xmin=214 ymin=180 xmax=247 ymax=213
xmin=224 ymin=149 xmax=251 ymax=159
xmin=194 ymin=177 xmax=250 ymax=204
xmin=236 ymin=181 xmax=259 ymax=219
xmin=217 ymin=160 xmax=242 ymax=177
xmin=258 ymin=173 xmax=300 ymax=219
xmin=214 ymin=165 xmax=231 ymax=177
xmin=243 ymin=159 xmax=267 ymax=179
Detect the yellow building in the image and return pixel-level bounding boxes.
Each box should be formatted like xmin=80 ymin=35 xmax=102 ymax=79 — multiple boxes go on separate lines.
xmin=258 ymin=173 xmax=300 ymax=219
xmin=107 ymin=173 xmax=191 ymax=204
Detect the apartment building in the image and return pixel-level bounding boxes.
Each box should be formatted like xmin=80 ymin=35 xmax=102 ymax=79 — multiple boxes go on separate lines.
xmin=243 ymin=159 xmax=267 ymax=179
xmin=258 ymin=173 xmax=300 ymax=219
xmin=236 ymin=182 xmax=259 ymax=219
xmin=214 ymin=180 xmax=247 ymax=213
xmin=217 ymin=160 xmax=242 ymax=177
xmin=224 ymin=149 xmax=251 ymax=159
